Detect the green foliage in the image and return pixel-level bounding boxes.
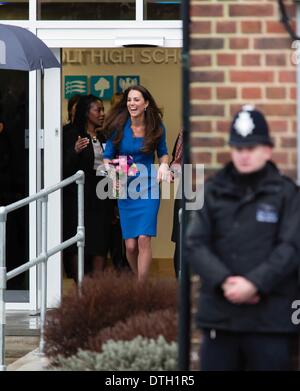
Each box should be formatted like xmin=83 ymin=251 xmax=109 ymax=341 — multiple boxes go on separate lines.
xmin=50 ymin=336 xmax=178 ymax=371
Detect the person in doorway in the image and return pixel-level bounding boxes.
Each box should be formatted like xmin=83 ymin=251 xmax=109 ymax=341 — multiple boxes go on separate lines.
xmin=110 ymin=92 xmax=124 ymax=109
xmin=107 ymin=91 xmax=129 ymax=271
xmin=170 ymin=129 xmax=183 ymax=279
xmin=62 ymin=94 xmax=81 ymax=278
xmin=186 ymin=105 xmax=300 ymax=371
xmin=64 ymin=94 xmax=81 ymax=129
xmin=63 ymin=94 xmax=115 ymax=279
xmin=103 ymin=85 xmax=169 ymax=282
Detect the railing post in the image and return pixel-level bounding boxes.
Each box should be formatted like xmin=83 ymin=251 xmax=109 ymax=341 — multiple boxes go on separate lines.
xmin=39 ymin=195 xmax=48 ymax=354
xmin=76 ymin=171 xmax=85 ymax=291
xmin=0 ymin=207 xmax=7 ymax=371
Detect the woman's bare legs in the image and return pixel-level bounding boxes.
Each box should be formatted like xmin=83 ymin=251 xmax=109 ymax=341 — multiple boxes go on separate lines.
xmin=137 ymin=235 xmax=152 ymax=282
xmin=125 ymin=238 xmax=138 ymax=274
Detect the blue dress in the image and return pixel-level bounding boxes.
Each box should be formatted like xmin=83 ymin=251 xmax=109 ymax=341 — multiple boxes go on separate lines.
xmin=103 ymin=119 xmax=168 ymax=239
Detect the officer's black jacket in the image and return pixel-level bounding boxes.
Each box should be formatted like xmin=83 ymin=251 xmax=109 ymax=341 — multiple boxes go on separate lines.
xmin=186 ymin=161 xmax=300 ymax=333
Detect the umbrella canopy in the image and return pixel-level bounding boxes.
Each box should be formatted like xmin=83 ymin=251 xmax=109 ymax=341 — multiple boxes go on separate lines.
xmin=0 ymin=23 xmax=60 ymax=72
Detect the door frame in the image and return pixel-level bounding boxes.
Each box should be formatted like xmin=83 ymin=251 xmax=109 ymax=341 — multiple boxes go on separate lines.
xmin=7 ymin=21 xmax=182 ymax=309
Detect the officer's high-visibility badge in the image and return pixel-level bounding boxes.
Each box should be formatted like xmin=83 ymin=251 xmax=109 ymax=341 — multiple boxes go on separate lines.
xmin=233 ymin=111 xmax=255 ymax=138
xmin=256 ymin=203 xmax=278 ymax=223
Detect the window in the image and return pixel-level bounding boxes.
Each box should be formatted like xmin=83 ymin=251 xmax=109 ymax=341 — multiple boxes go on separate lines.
xmin=37 ymin=0 xmax=136 ymax=20
xmin=0 ymin=1 xmax=29 ymax=20
xmin=144 ymin=0 xmax=181 ymax=20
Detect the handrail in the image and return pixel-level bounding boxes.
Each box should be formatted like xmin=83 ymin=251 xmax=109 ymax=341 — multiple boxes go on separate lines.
xmin=0 ymin=170 xmax=85 ymax=371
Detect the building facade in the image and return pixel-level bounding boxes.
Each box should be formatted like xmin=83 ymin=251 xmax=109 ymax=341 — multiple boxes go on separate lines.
xmin=1 ymin=0 xmax=182 ymax=310
xmin=189 ymin=0 xmax=298 ymax=370
xmin=190 ymin=0 xmax=297 ymax=179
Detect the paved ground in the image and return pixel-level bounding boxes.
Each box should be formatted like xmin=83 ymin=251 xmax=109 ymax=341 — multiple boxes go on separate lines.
xmin=7 ymin=349 xmax=49 ymax=371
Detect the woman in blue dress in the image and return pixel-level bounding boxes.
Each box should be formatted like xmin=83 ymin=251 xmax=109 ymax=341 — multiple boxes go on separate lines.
xmin=103 ymin=85 xmax=169 ymax=281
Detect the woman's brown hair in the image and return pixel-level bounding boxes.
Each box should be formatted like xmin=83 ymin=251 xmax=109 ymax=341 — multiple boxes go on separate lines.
xmin=103 ymin=85 xmax=163 ymax=154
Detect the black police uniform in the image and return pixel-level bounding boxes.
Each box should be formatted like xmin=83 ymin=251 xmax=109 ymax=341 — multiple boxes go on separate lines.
xmin=186 ymin=106 xmax=300 ymax=371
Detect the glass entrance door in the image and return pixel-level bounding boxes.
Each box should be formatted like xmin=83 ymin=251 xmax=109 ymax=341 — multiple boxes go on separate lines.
xmin=0 ymin=70 xmax=30 ymax=303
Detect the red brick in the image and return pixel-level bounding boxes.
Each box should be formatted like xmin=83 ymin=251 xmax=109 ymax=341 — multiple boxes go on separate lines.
xmin=190 ymin=54 xmax=211 ymax=67
xmin=191 ymin=137 xmax=225 ymax=148
xmin=254 ymin=104 xmax=296 ymax=117
xmin=217 ymin=152 xmax=231 ymax=165
xmin=191 ymin=104 xmax=225 ymax=117
xmin=229 ymin=104 xmax=295 ymax=117
xmin=272 ymin=152 xmax=288 ymax=165
xmin=217 ymin=87 xmax=237 ymax=100
xmin=191 ymin=71 xmax=224 ymax=83
xmin=191 ymin=152 xmax=212 ymax=165
xmin=266 ymin=21 xmax=287 ymax=34
xmin=230 ymin=38 xmax=249 ymax=50
xmin=269 ymin=120 xmax=289 ymax=133
xmin=290 ymin=87 xmax=297 ymax=100
xmin=291 ymin=152 xmax=297 ymax=166
xmin=266 ymin=54 xmax=286 ymax=66
xmin=279 ymin=71 xmax=296 ymax=83
xmin=242 ymin=54 xmax=261 ymax=66
xmin=230 ymin=71 xmax=274 ymax=83
xmin=217 ymin=121 xmax=231 ymax=133
xmin=190 ymin=21 xmax=211 ymax=35
xmin=242 ymin=88 xmax=262 ymax=100
xmin=191 ymin=4 xmax=223 ymax=17
xmin=216 ymin=21 xmax=236 ymax=34
xmin=217 ymin=54 xmax=237 ymax=66
xmin=191 ymin=38 xmax=224 ymax=50
xmin=282 ymin=169 xmax=297 ymax=180
xmin=204 ymin=168 xmax=218 ymax=180
xmin=229 ymin=4 xmax=274 ymax=17
xmin=285 ymin=3 xmax=296 ymax=16
xmin=241 ymin=21 xmax=262 ymax=34
xmin=281 ymin=137 xmax=297 ymax=148
xmin=266 ymin=87 xmax=286 ymax=100
xmin=190 ymin=87 xmax=212 ymax=100
xmin=191 ymin=121 xmax=212 ymax=133
xmin=255 ymin=38 xmax=291 ymax=50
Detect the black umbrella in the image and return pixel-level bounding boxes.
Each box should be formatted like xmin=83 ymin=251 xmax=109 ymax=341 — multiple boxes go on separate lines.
xmin=0 ymin=23 xmax=60 ymax=72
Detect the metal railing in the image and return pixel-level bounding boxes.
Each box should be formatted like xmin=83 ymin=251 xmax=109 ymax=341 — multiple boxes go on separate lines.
xmin=0 ymin=170 xmax=85 ymax=371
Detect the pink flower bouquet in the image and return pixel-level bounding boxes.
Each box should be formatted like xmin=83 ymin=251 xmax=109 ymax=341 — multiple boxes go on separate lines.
xmin=110 ymin=155 xmax=138 ymax=198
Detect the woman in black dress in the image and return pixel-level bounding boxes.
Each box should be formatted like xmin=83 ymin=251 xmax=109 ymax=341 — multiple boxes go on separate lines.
xmin=62 ymin=94 xmax=80 ymax=278
xmin=63 ymin=94 xmax=115 ymax=278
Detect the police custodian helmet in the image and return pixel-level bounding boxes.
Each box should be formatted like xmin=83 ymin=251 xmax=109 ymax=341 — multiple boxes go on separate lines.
xmin=229 ymin=105 xmax=273 ymax=147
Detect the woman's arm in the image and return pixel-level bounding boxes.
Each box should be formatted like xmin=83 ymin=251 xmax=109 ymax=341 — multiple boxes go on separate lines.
xmin=103 ymin=132 xmax=117 ymax=160
xmin=159 ymin=154 xmax=169 ymax=165
xmin=156 ymin=126 xmax=169 ymax=182
xmin=157 ymin=155 xmax=170 ymax=182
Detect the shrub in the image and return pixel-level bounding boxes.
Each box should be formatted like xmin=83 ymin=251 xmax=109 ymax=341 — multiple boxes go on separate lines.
xmin=44 ymin=270 xmax=177 ymax=360
xmin=50 ymin=336 xmax=178 ymax=371
xmin=87 ymin=309 xmax=177 ymax=352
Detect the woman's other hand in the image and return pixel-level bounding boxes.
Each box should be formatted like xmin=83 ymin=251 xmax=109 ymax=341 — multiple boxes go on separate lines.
xmin=74 ymin=136 xmax=89 ymax=153
xmin=157 ymin=162 xmax=170 ymax=183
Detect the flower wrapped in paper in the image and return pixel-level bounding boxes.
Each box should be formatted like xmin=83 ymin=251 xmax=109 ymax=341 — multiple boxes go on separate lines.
xmin=109 ymin=155 xmax=139 ymax=198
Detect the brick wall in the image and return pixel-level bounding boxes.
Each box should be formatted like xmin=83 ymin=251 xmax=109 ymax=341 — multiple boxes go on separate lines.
xmin=190 ymin=0 xmax=297 ymax=179
xmin=188 ymin=0 xmax=298 ymax=371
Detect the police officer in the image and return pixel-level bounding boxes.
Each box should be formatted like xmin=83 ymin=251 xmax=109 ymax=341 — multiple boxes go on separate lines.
xmin=186 ymin=105 xmax=300 ymax=371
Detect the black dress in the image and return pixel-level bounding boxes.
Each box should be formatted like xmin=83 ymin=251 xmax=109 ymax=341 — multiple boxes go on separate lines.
xmin=62 ymin=125 xmax=115 ymax=269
